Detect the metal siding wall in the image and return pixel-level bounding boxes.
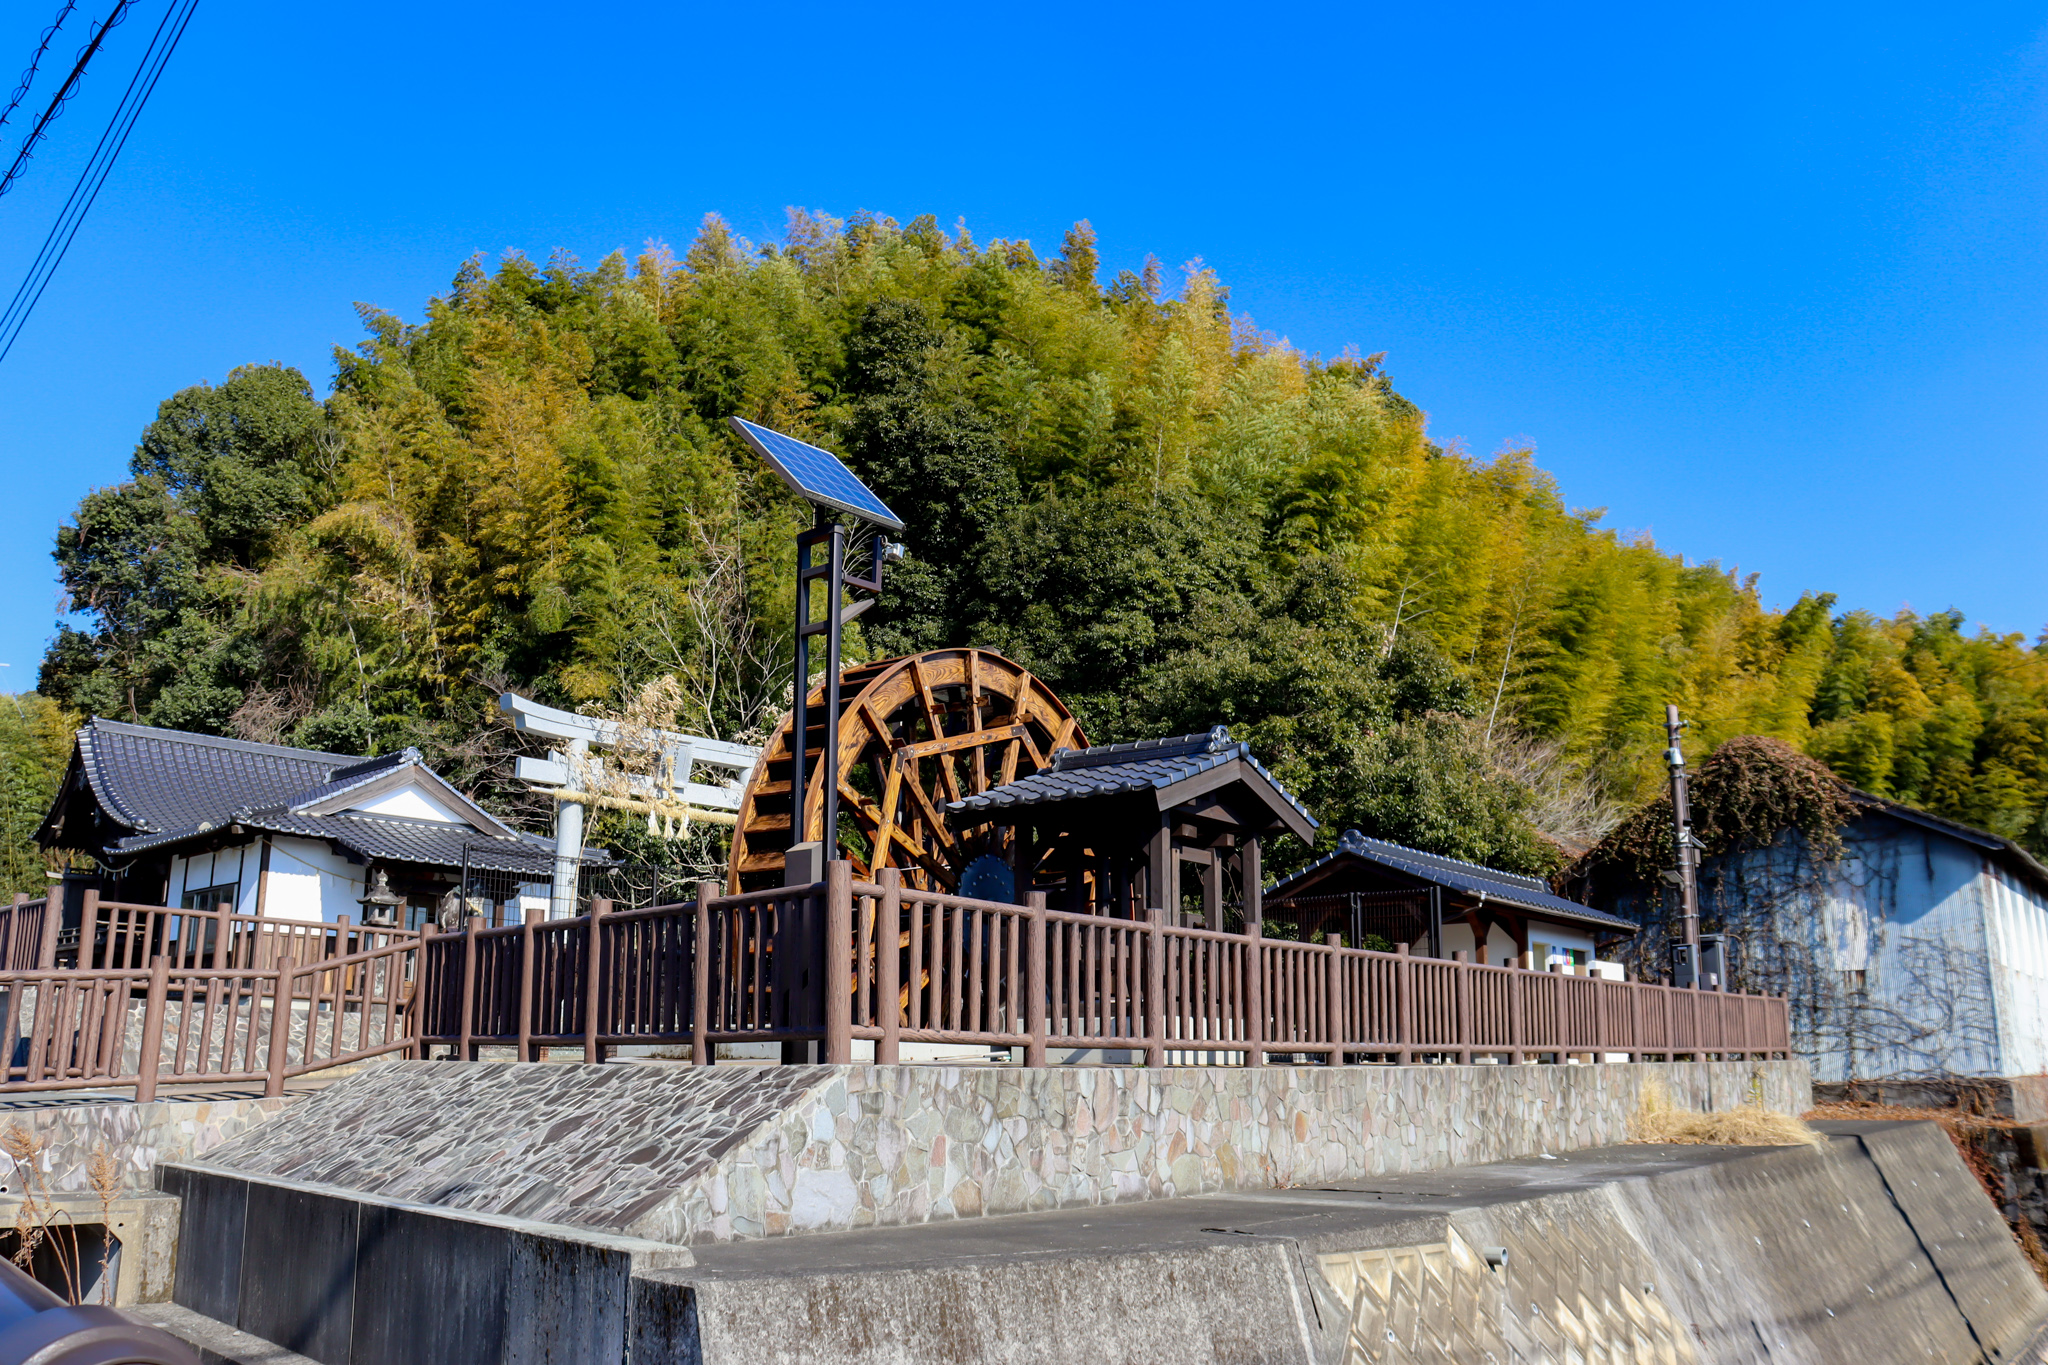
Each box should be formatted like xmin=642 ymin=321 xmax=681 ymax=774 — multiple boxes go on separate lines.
xmin=1987 ymin=866 xmax=2048 ymax=1076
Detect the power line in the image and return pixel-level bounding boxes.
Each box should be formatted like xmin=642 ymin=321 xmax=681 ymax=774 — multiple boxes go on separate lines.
xmin=0 ymin=3 xmax=80 ymax=137
xmin=0 ymin=1 xmax=132 ymax=199
xmin=0 ymin=0 xmax=194 ymax=363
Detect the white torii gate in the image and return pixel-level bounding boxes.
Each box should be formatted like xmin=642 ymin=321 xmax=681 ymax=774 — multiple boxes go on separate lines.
xmin=499 ymin=692 xmax=763 ymax=918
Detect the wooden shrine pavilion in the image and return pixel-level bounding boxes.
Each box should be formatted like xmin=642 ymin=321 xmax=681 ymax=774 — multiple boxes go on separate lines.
xmin=1264 ymin=828 xmax=1638 ymax=966
xmin=945 ymin=726 xmax=1316 ymax=929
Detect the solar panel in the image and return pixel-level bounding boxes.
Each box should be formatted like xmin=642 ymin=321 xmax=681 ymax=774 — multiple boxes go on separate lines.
xmin=726 ymin=417 xmax=905 ymax=531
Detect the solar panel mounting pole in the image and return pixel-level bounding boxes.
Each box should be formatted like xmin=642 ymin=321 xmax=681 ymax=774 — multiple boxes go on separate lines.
xmin=790 ymin=511 xmax=850 ymax=866
xmin=727 ymin=416 xmax=905 ymax=888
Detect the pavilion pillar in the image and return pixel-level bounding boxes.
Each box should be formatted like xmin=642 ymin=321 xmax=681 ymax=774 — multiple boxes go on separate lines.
xmin=1201 ymin=853 xmax=1224 ymax=931
xmin=1243 ymin=837 xmax=1262 ymax=932
xmin=1146 ymin=814 xmax=1173 ymax=920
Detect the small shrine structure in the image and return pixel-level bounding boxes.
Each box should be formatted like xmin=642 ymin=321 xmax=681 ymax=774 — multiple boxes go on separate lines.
xmin=1265 ymin=828 xmax=1637 ymax=966
xmin=945 ymin=727 xmax=1316 ymax=929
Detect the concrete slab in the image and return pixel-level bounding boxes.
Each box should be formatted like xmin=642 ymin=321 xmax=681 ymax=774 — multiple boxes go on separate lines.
xmin=633 ymin=1125 xmax=2048 ymax=1364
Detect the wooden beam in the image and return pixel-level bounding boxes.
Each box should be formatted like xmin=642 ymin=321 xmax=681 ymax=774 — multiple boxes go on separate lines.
xmin=872 ymin=759 xmax=905 ymax=880
xmin=908 ymin=658 xmax=965 ymax=806
xmin=967 ymin=649 xmax=989 ymax=795
xmin=839 ymin=778 xmax=958 ymax=890
xmin=896 ymin=724 xmax=1030 ymax=762
xmin=898 ymin=763 xmax=959 ymax=852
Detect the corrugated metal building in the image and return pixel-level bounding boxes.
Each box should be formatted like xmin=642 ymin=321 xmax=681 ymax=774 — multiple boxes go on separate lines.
xmin=1584 ymin=795 xmax=2048 ymax=1085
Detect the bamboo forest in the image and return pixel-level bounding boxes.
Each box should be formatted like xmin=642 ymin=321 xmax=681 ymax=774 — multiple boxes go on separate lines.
xmin=13 ymin=210 xmax=2048 ymax=890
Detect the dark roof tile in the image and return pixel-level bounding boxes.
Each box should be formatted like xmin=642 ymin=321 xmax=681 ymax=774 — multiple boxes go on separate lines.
xmin=947 ymin=726 xmax=1315 ymax=827
xmin=1271 ymin=829 xmax=1638 ymax=934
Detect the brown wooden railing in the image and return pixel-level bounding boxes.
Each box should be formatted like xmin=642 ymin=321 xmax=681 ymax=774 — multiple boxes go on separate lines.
xmin=0 ymin=937 xmax=419 ymax=1097
xmin=0 ymin=892 xmax=414 ymax=974
xmin=415 ymin=863 xmax=1791 ymax=1065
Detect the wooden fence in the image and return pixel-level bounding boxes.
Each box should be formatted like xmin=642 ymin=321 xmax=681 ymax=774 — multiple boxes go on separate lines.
xmin=0 ymin=892 xmax=414 ymax=973
xmin=415 ymin=863 xmax=1791 ymax=1065
xmin=0 ymin=936 xmax=419 ymax=1098
xmin=0 ymin=863 xmax=1787 ymax=1097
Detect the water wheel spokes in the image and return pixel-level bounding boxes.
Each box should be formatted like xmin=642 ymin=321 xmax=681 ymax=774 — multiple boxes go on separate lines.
xmin=730 ymin=648 xmax=1084 ymax=894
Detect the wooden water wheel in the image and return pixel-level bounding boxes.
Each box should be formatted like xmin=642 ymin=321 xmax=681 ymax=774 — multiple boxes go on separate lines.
xmin=729 ymin=649 xmax=1085 ymax=894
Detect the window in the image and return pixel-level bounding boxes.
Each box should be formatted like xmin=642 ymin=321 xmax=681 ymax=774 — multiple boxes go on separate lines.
xmin=181 ymin=882 xmax=238 ymax=912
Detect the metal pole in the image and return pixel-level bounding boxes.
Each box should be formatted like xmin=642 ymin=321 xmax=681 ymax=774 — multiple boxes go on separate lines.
xmin=821 ymin=522 xmax=847 ymax=859
xmin=1666 ymin=703 xmax=1701 ymax=956
xmin=792 ymin=522 xmax=817 ymax=844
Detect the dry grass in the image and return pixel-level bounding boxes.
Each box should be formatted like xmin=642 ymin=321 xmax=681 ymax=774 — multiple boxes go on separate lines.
xmin=1628 ymin=1077 xmax=1826 ymax=1148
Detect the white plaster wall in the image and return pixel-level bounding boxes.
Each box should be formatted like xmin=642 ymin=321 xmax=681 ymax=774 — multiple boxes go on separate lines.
xmin=1830 ymin=830 xmax=2002 ymax=1082
xmin=174 ymin=837 xmax=368 ymax=924
xmin=349 ymin=786 xmax=463 ymax=823
xmin=1414 ymin=919 xmax=1592 ymax=967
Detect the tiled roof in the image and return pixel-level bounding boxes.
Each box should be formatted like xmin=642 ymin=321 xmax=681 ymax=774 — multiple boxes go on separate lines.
xmin=945 ymin=726 xmax=1316 ymax=828
xmin=1271 ymin=829 xmax=1638 ymax=934
xmin=70 ymin=718 xmax=601 ymax=872
xmin=114 ymin=810 xmax=575 ymax=873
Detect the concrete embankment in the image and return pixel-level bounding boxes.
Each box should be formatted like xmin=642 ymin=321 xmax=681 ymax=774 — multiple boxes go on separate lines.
xmin=647 ymin=1121 xmax=2048 ymax=1364
xmin=124 ymin=1060 xmax=2048 ymax=1362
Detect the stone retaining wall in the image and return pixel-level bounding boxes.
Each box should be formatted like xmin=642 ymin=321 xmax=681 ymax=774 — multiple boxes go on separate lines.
xmin=0 ymin=1094 xmax=287 ymax=1193
xmin=195 ymin=1058 xmax=1809 ymax=1246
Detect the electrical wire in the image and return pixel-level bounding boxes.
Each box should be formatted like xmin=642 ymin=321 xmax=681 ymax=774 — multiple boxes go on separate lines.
xmin=0 ymin=0 xmax=195 ymax=364
xmin=0 ymin=3 xmax=80 ymax=137
xmin=0 ymin=1 xmax=131 ymax=198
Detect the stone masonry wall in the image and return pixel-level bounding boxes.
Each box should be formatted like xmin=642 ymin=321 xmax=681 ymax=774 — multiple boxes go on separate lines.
xmin=633 ymin=1059 xmax=1810 ymax=1244
xmin=0 ymin=1094 xmax=287 ymax=1193
xmin=189 ymin=1059 xmax=1808 ymax=1248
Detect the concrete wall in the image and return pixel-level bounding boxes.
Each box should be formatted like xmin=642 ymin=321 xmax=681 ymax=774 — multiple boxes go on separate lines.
xmin=650 ymin=1122 xmax=2048 ymax=1365
xmin=159 ymin=1163 xmax=691 ymax=1365
xmin=189 ymin=1059 xmax=1810 ymax=1249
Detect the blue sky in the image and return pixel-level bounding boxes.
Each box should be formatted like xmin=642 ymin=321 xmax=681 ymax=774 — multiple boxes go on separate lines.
xmin=0 ymin=1 xmax=2043 ymax=682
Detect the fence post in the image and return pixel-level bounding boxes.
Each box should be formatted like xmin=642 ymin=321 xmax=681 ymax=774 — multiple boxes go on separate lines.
xmin=135 ymin=955 xmax=170 ymax=1103
xmin=692 ymin=882 xmax=717 ymax=1067
xmin=1507 ymin=962 xmax=1523 ymax=1065
xmin=1243 ymin=915 xmax=1264 ymax=1067
xmin=413 ymin=924 xmax=436 ymax=1059
xmin=264 ymin=954 xmax=294 ymax=1097
xmin=517 ymin=915 xmax=536 ymax=1062
xmin=1144 ymin=906 xmax=1167 ymax=1067
xmin=1325 ymin=934 xmax=1346 ymax=1066
xmin=6 ymin=893 xmax=22 ymax=970
xmin=37 ymin=890 xmax=66 ymax=971
xmin=1452 ymin=950 xmax=1471 ymax=1064
xmin=1595 ymin=975 xmax=1610 ymax=1063
xmin=879 ymin=871 xmax=904 ymax=1065
xmin=824 ymin=862 xmax=853 ymax=1064
xmin=1396 ymin=944 xmax=1413 ymax=1064
xmin=1024 ymin=890 xmax=1046 ymax=1068
xmin=583 ymin=898 xmax=610 ymax=1064
xmin=1551 ymin=962 xmax=1568 ymax=1063
xmin=458 ymin=913 xmax=481 ymax=1062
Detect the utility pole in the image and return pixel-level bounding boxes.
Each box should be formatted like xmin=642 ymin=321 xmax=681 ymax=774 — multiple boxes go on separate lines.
xmin=1665 ymin=704 xmax=1702 ymax=984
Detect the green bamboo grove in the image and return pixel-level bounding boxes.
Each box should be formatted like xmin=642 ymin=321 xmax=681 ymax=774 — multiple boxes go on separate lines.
xmin=17 ymin=210 xmax=2048 ymax=891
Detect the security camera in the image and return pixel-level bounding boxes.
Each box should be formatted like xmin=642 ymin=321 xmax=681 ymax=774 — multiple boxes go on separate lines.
xmin=881 ymin=540 xmax=907 ymax=563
